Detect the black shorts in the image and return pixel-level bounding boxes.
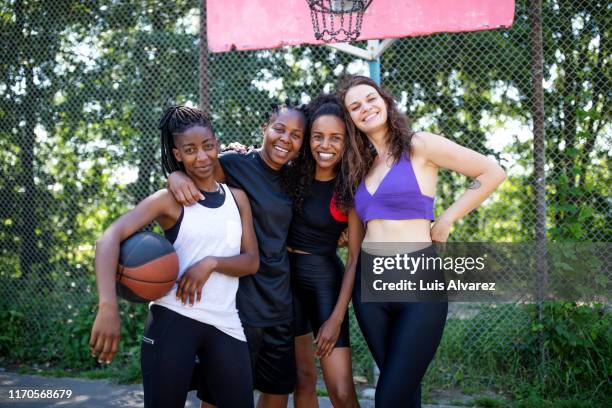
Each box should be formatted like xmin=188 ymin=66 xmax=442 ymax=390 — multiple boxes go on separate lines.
xmin=291 ymin=252 xmax=350 ymax=348
xmin=194 ymin=321 xmax=296 ymax=400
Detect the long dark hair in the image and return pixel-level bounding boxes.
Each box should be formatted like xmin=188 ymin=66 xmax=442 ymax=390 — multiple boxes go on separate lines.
xmin=335 ymin=75 xmax=414 ymax=209
xmin=159 ymin=106 xmax=214 ymax=177
xmin=282 ymin=94 xmax=349 ymax=213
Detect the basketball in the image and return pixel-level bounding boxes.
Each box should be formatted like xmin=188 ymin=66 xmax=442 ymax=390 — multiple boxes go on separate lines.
xmin=116 ymin=231 xmax=179 ymax=303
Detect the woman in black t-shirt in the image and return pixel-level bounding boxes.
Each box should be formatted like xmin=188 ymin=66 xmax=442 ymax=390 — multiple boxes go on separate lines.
xmin=284 ymin=95 xmax=359 ymax=408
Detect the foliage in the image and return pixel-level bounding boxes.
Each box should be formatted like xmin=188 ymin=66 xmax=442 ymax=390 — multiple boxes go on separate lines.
xmin=515 ymin=301 xmax=611 ymax=396
xmin=0 ymin=276 xmax=148 ymax=381
xmin=426 ymin=302 xmax=611 ymax=405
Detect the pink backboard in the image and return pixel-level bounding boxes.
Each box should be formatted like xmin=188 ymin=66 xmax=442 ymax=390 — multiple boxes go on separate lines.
xmin=207 ymin=0 xmax=515 ymax=52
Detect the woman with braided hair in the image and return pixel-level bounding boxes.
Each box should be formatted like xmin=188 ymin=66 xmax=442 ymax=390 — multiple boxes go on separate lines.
xmin=167 ymin=102 xmax=307 ymax=408
xmin=90 ymin=105 xmax=259 ymax=408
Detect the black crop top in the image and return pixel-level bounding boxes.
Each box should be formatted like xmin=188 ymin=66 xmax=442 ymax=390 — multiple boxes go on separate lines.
xmin=287 ymin=179 xmax=348 ymax=255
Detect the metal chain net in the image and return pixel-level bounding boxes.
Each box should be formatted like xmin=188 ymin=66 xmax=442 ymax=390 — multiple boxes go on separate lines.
xmin=0 ymin=0 xmax=609 ymax=383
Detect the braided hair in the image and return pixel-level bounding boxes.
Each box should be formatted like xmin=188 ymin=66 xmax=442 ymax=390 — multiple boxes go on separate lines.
xmin=159 ymin=106 xmax=214 ymax=177
xmin=282 ymin=94 xmax=348 ymax=213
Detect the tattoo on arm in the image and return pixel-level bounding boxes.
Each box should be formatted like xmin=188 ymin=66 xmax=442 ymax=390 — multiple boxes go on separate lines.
xmin=468 ymin=179 xmax=482 ymax=190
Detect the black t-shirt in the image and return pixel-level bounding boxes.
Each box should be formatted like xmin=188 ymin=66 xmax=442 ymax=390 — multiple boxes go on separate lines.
xmin=287 ymin=179 xmax=348 ymax=255
xmin=220 ymin=151 xmax=293 ymax=326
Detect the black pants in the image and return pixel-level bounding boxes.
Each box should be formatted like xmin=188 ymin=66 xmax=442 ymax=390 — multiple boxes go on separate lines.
xmin=353 ymin=252 xmax=448 ymax=407
xmin=141 ymin=305 xmax=253 ymax=408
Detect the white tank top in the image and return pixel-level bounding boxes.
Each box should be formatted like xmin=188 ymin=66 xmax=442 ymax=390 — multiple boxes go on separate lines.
xmin=153 ymin=183 xmax=245 ymax=341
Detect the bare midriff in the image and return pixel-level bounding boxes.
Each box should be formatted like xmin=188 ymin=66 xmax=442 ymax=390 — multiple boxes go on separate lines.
xmin=363 ymin=218 xmax=432 ymax=244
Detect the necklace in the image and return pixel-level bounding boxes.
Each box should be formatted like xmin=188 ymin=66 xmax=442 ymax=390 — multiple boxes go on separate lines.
xmin=200 ymin=182 xmax=221 ymax=194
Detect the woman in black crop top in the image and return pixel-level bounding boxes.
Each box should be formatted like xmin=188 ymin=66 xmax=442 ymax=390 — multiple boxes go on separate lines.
xmin=283 ymin=95 xmax=360 ymax=408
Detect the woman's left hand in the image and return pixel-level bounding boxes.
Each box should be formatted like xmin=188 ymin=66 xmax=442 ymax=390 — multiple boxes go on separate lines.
xmin=314 ymin=316 xmax=341 ymax=358
xmin=430 ymin=217 xmax=453 ymax=243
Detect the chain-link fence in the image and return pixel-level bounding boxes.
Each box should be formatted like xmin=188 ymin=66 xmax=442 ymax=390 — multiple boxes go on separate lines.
xmin=0 ymin=0 xmax=609 ymax=385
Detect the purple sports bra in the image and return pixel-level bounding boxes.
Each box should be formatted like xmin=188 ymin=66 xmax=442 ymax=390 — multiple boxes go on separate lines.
xmin=355 ymin=154 xmax=435 ymax=223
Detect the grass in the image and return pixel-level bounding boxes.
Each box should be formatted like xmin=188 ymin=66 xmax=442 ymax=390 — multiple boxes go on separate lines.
xmin=418 ymin=303 xmax=611 ymax=407
xmin=472 ymin=396 xmax=507 ymax=407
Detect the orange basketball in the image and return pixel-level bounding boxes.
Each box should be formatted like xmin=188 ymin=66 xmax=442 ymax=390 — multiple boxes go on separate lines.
xmin=116 ymin=231 xmax=179 ymax=303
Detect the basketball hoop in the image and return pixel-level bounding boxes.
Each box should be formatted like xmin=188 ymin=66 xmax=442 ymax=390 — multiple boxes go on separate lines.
xmin=306 ymin=0 xmax=373 ymax=43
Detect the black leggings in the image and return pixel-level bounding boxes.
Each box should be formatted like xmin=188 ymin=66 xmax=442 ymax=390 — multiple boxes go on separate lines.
xmin=353 ymin=254 xmax=448 ymax=407
xmin=141 ymin=305 xmax=253 ymax=408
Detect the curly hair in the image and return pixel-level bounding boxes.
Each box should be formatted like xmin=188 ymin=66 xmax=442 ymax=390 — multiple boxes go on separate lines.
xmin=334 ymin=75 xmax=414 ymax=210
xmin=159 ymin=105 xmax=214 ymax=177
xmin=281 ymin=94 xmax=349 ymax=213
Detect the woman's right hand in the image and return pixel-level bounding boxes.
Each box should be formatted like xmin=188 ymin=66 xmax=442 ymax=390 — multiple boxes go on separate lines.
xmin=167 ymin=171 xmax=204 ymax=205
xmin=89 ymin=303 xmax=121 ymax=364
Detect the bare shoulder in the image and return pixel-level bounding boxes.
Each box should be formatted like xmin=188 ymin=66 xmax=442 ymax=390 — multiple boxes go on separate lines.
xmin=410 ymin=131 xmax=444 ymax=162
xmin=412 ymin=131 xmax=447 ymax=149
xmin=149 ymin=188 xmax=182 ymax=212
xmin=147 ymin=188 xmax=172 ymax=204
xmin=152 ymin=188 xmax=179 ymax=204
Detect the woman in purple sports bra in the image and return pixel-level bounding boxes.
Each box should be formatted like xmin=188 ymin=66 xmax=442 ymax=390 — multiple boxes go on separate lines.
xmin=335 ymin=75 xmax=506 ymax=407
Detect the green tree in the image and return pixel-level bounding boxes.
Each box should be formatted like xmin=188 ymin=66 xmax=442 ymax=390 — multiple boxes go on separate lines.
xmin=0 ymin=0 xmax=99 ymax=280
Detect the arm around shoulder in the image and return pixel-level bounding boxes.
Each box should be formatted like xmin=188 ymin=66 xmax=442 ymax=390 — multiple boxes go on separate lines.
xmin=167 ymin=171 xmax=204 ymax=205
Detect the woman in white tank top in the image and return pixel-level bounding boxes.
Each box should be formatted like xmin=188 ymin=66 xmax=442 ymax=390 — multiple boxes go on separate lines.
xmin=90 ymin=106 xmax=259 ymax=408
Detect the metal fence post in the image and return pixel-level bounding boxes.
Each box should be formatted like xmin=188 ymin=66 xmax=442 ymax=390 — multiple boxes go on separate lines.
xmin=199 ymin=0 xmax=209 ymax=114
xmin=529 ymin=0 xmax=548 ymax=380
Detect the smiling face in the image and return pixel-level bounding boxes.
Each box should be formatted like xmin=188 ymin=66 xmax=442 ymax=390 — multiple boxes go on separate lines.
xmin=343 ymin=84 xmax=388 ymax=135
xmin=260 ymin=109 xmax=305 ymax=170
xmin=172 ymin=125 xmax=218 ymax=180
xmin=310 ymin=114 xmax=345 ymax=172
